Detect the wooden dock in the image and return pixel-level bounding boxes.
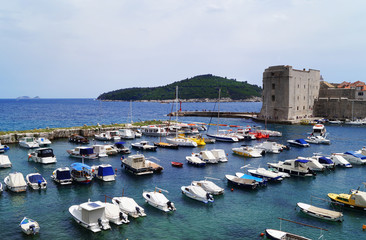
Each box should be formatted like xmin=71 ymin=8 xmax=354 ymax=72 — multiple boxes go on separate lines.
xmin=168 ymin=111 xmax=258 ymax=119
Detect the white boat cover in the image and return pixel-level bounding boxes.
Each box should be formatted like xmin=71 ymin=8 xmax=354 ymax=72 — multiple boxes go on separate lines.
xmin=0 ymin=155 xmax=11 ymax=167
xmin=105 ymin=203 xmax=120 ymax=219
xmin=298 ymin=202 xmax=342 ymax=219
xmin=8 ymin=172 xmax=26 ymax=187
xmin=352 ymin=190 xmax=366 ymax=206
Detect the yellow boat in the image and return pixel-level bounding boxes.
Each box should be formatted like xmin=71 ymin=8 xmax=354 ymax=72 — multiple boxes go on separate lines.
xmin=178 ymin=134 xmax=206 ymax=146
xmin=328 ymin=189 xmax=366 ymax=210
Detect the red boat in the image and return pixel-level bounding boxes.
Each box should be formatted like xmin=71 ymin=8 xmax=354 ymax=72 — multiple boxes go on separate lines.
xmin=171 ymin=161 xmax=183 ymax=168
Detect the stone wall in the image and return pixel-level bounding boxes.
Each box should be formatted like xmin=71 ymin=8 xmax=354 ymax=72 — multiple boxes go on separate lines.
xmin=313 ymin=98 xmax=366 ymax=119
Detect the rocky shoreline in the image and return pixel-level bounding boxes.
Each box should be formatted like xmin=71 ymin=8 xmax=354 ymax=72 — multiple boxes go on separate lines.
xmin=99 ymin=97 xmax=262 ymax=103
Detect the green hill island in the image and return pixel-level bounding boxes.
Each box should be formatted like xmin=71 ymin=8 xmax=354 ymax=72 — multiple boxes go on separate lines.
xmin=97 ymin=74 xmax=262 ymax=102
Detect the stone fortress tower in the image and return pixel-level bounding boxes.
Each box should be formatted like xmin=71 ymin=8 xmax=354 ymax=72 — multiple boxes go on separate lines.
xmin=258 ymin=65 xmax=321 ymax=123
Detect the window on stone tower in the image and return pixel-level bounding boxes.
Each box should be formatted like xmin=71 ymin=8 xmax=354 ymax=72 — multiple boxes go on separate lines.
xmin=272 ymin=83 xmax=275 ymax=89
xmin=297 ymin=106 xmax=299 ymax=110
xmin=272 ymin=95 xmax=275 ymax=101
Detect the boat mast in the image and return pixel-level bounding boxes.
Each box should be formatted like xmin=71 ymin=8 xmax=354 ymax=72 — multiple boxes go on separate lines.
xmin=217 ymin=88 xmax=221 ymax=133
xmin=175 ymin=86 xmax=179 ymax=138
xmin=130 ymin=100 xmax=133 ymax=124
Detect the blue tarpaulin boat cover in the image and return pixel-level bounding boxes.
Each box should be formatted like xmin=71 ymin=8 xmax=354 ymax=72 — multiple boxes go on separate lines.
xmin=56 ymin=170 xmax=71 ymax=180
xmin=295 ymin=159 xmax=309 ymax=163
xmin=319 ymin=157 xmax=333 ymax=164
xmin=296 ymin=139 xmax=307 ymax=145
xmin=344 ymin=151 xmax=366 ymax=159
xmin=98 ymin=166 xmax=114 ymax=176
xmin=80 ymin=148 xmax=93 ymax=155
xmin=115 ymin=142 xmax=126 ymax=145
xmin=28 ymin=174 xmax=45 ymax=183
xmin=71 ymin=162 xmax=91 ymax=171
xmin=239 ymin=173 xmax=264 ymax=182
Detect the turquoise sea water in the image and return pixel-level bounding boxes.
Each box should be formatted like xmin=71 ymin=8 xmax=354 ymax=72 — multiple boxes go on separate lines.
xmin=1 ymin=99 xmax=366 ymax=239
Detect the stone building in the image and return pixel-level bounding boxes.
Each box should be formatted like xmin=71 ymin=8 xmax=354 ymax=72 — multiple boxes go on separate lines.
xmin=258 ymin=65 xmax=321 ymax=123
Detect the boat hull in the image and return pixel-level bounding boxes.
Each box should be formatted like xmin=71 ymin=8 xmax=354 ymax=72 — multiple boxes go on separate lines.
xmin=297 ymin=202 xmax=343 ymax=222
xmin=265 ymin=229 xmax=311 ymax=240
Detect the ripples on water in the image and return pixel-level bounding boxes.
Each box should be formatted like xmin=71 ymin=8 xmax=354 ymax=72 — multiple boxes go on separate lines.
xmin=0 ymin=99 xmax=366 ymax=240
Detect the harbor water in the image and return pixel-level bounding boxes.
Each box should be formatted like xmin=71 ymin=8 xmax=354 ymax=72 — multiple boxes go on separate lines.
xmin=1 ymin=99 xmax=366 ymax=240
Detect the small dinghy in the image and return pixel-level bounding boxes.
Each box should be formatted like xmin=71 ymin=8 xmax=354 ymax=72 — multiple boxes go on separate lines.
xmin=0 ymin=155 xmax=12 ymax=168
xmin=186 ymin=155 xmax=206 ymax=167
xmin=181 ymin=184 xmax=214 ymax=203
xmin=112 ymin=196 xmax=146 ymax=218
xmin=26 ymin=173 xmax=47 ymax=190
xmin=225 ymin=174 xmax=258 ymax=189
xmin=51 ymin=167 xmax=73 ymax=185
xmin=265 ymin=229 xmax=311 ymax=240
xmin=171 ymin=161 xmax=183 ymax=168
xmin=4 ymin=172 xmax=27 ymax=192
xmin=191 ymin=177 xmax=224 ymax=195
xmin=104 ymin=203 xmax=129 ymax=225
xmin=69 ymin=200 xmax=111 ymax=232
xmin=20 ymin=217 xmax=40 ymax=235
xmin=297 ymin=202 xmax=343 ymax=222
xmin=142 ymin=188 xmax=176 ymax=212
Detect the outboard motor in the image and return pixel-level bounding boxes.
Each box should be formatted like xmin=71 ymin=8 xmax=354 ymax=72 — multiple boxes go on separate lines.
xmin=206 ymin=193 xmax=213 ymax=201
xmin=38 ymin=180 xmax=42 ymax=189
xmin=115 ymin=199 xmax=120 ymax=204
xmin=98 ymin=218 xmax=103 ymax=228
xmin=135 ymin=206 xmax=142 ymax=216
xmin=29 ymin=224 xmax=35 ymax=234
xmin=167 ymin=201 xmax=173 ymax=210
xmin=119 ymin=212 xmax=125 ymax=221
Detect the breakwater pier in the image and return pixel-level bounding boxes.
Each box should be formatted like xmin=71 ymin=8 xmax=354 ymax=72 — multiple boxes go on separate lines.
xmin=168 ymin=111 xmax=258 ymax=119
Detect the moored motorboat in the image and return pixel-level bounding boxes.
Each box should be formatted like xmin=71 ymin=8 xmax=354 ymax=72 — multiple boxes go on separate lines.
xmin=225 ymin=174 xmax=258 ymax=189
xmin=69 ymin=134 xmax=89 ymax=144
xmin=20 ymin=217 xmax=40 ymax=235
xmin=329 ymin=153 xmax=352 ymax=168
xmin=118 ymin=129 xmax=135 ymax=139
xmin=232 ymin=146 xmax=263 ymax=158
xmin=191 ymin=178 xmax=224 ymax=195
xmin=121 ymin=154 xmax=154 ymax=175
xmin=287 ymin=138 xmax=310 ymax=147
xmin=19 ymin=137 xmax=39 ymax=148
xmin=154 ymin=141 xmax=179 ymax=149
xmin=0 ymin=144 xmax=10 ymax=153
xmin=336 ymin=151 xmax=366 ymax=165
xmin=51 ymin=167 xmax=73 ymax=185
xmin=171 ymin=161 xmax=183 ymax=167
xmin=166 ymin=136 xmax=198 ymax=147
xmin=297 ymin=202 xmax=343 ymax=222
xmin=247 ymin=168 xmax=284 ymax=181
xmin=142 ymin=188 xmax=176 ymax=212
xmin=305 ymin=135 xmax=330 ymax=145
xmin=69 ymin=200 xmax=111 ymax=232
xmin=112 ymin=196 xmax=146 ymax=218
xmin=91 ymin=164 xmax=116 ymax=181
xmin=26 ymin=173 xmax=47 ymax=190
xmin=70 ymin=163 xmax=93 ymax=184
xmin=67 ymin=147 xmax=98 ymax=159
xmin=265 ymin=229 xmax=311 ymax=240
xmin=4 ymin=172 xmax=27 ymax=192
xmin=104 ymin=203 xmax=129 ymax=225
xmin=194 ymin=150 xmax=218 ymax=164
xmin=114 ymin=142 xmax=131 ymax=154
xmin=181 ymin=184 xmax=214 ymax=203
xmin=0 ymin=155 xmax=12 ymax=168
xmin=328 ymin=188 xmax=366 ymax=210
xmin=235 ymin=172 xmax=267 ymax=186
xmin=268 ymin=159 xmax=316 ymax=177
xmin=210 ymin=149 xmax=228 ymax=162
xmin=28 ymin=148 xmax=57 ymax=164
xmin=186 ymin=154 xmax=206 ymax=167
xmin=36 ymin=137 xmax=52 ymax=146
xmin=253 ymin=141 xmax=282 ymax=154
xmin=131 ymin=141 xmax=157 ymax=151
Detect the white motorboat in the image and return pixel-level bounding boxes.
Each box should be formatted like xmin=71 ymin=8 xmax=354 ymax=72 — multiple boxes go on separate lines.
xmin=131 ymin=141 xmax=157 ymax=151
xmin=20 ymin=217 xmax=40 ymax=235
xmin=92 ymin=145 xmax=108 ymax=157
xmin=287 ymin=139 xmax=310 ymax=147
xmin=210 ymin=149 xmax=228 ymax=162
xmin=94 ymin=132 xmax=113 ymax=141
xmin=0 ymin=155 xmax=12 ymax=168
xmin=297 ymin=157 xmax=325 ymax=172
xmin=328 ymin=120 xmax=343 ymax=124
xmin=141 ymin=125 xmax=169 ymax=137
xmin=337 ymin=151 xmax=366 ymax=165
xmin=225 ymin=174 xmax=259 ymax=189
xmin=36 ymin=137 xmax=52 ymax=146
xmin=181 ymin=184 xmax=214 ymax=203
xmin=119 ymin=129 xmax=135 ymax=139
xmin=4 ymin=172 xmax=27 ymax=192
xmin=232 ymin=146 xmax=263 ymax=158
xmin=114 ymin=142 xmax=131 ymax=154
xmin=255 ymin=129 xmax=282 ymax=137
xmin=67 ymin=147 xmax=98 ymax=159
xmin=19 ymin=137 xmax=39 ymax=148
xmin=247 ymin=168 xmax=284 ymax=181
xmin=305 ymin=136 xmax=331 ymax=145
xmin=195 ymin=150 xmax=218 ymax=164
xmin=0 ymin=144 xmax=10 ymax=153
xmin=104 ymin=203 xmax=129 ymax=225
xmin=142 ymin=188 xmax=176 ymax=212
xmin=51 ymin=167 xmax=73 ymax=185
xmin=112 ymin=196 xmax=146 ymax=218
xmin=186 ymin=154 xmax=206 ymax=167
xmin=28 ymin=148 xmax=57 ymax=164
xmin=253 ymin=141 xmax=282 ymax=154
xmin=26 ymin=173 xmax=47 ymax=190
xmin=104 ymin=145 xmax=119 ymax=155
xmin=329 ymin=154 xmax=352 ymax=168
xmin=310 ymin=155 xmax=335 ymax=169
xmin=70 ymin=163 xmax=93 ymax=184
xmin=311 ymin=124 xmax=327 ymax=137
xmin=268 ymin=159 xmax=315 ymax=177
xmin=69 ymin=200 xmax=111 ymax=232
xmin=191 ymin=178 xmax=224 ymax=195
xmin=121 ymin=154 xmax=154 ymax=175
xmin=107 ymin=130 xmax=121 ymax=141
xmin=91 ymin=164 xmax=116 ymax=181
xmin=166 ymin=137 xmax=198 ymax=147
xmin=297 ymin=202 xmax=343 ymax=222
xmin=206 ymin=131 xmax=239 ymax=142
xmin=0 ymin=182 xmax=3 ymax=195
xmin=265 ymin=229 xmax=311 ymax=240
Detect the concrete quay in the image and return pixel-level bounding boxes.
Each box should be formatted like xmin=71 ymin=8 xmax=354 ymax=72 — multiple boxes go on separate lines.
xmin=168 ymin=111 xmax=258 ymax=119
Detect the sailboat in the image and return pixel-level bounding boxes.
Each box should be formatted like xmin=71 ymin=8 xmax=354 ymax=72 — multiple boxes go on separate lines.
xmin=166 ymin=86 xmax=197 ymax=147
xmin=206 ymin=89 xmax=239 ymax=142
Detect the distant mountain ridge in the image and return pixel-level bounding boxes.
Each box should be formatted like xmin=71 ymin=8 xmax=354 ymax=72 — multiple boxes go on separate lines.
xmin=97 ymin=74 xmax=262 ymax=101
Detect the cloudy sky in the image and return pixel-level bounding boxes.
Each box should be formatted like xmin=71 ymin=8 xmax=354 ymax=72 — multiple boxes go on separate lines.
xmin=1 ymin=0 xmax=365 ymax=98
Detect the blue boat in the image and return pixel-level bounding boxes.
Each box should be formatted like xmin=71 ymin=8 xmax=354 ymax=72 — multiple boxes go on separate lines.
xmin=0 ymin=144 xmax=10 ymax=153
xmin=235 ymin=172 xmax=267 ymax=186
xmin=51 ymin=167 xmax=73 ymax=185
xmin=287 ymin=138 xmax=310 ymax=147
xmin=92 ymin=164 xmax=115 ymax=182
xmin=70 ymin=163 xmax=93 ymax=184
